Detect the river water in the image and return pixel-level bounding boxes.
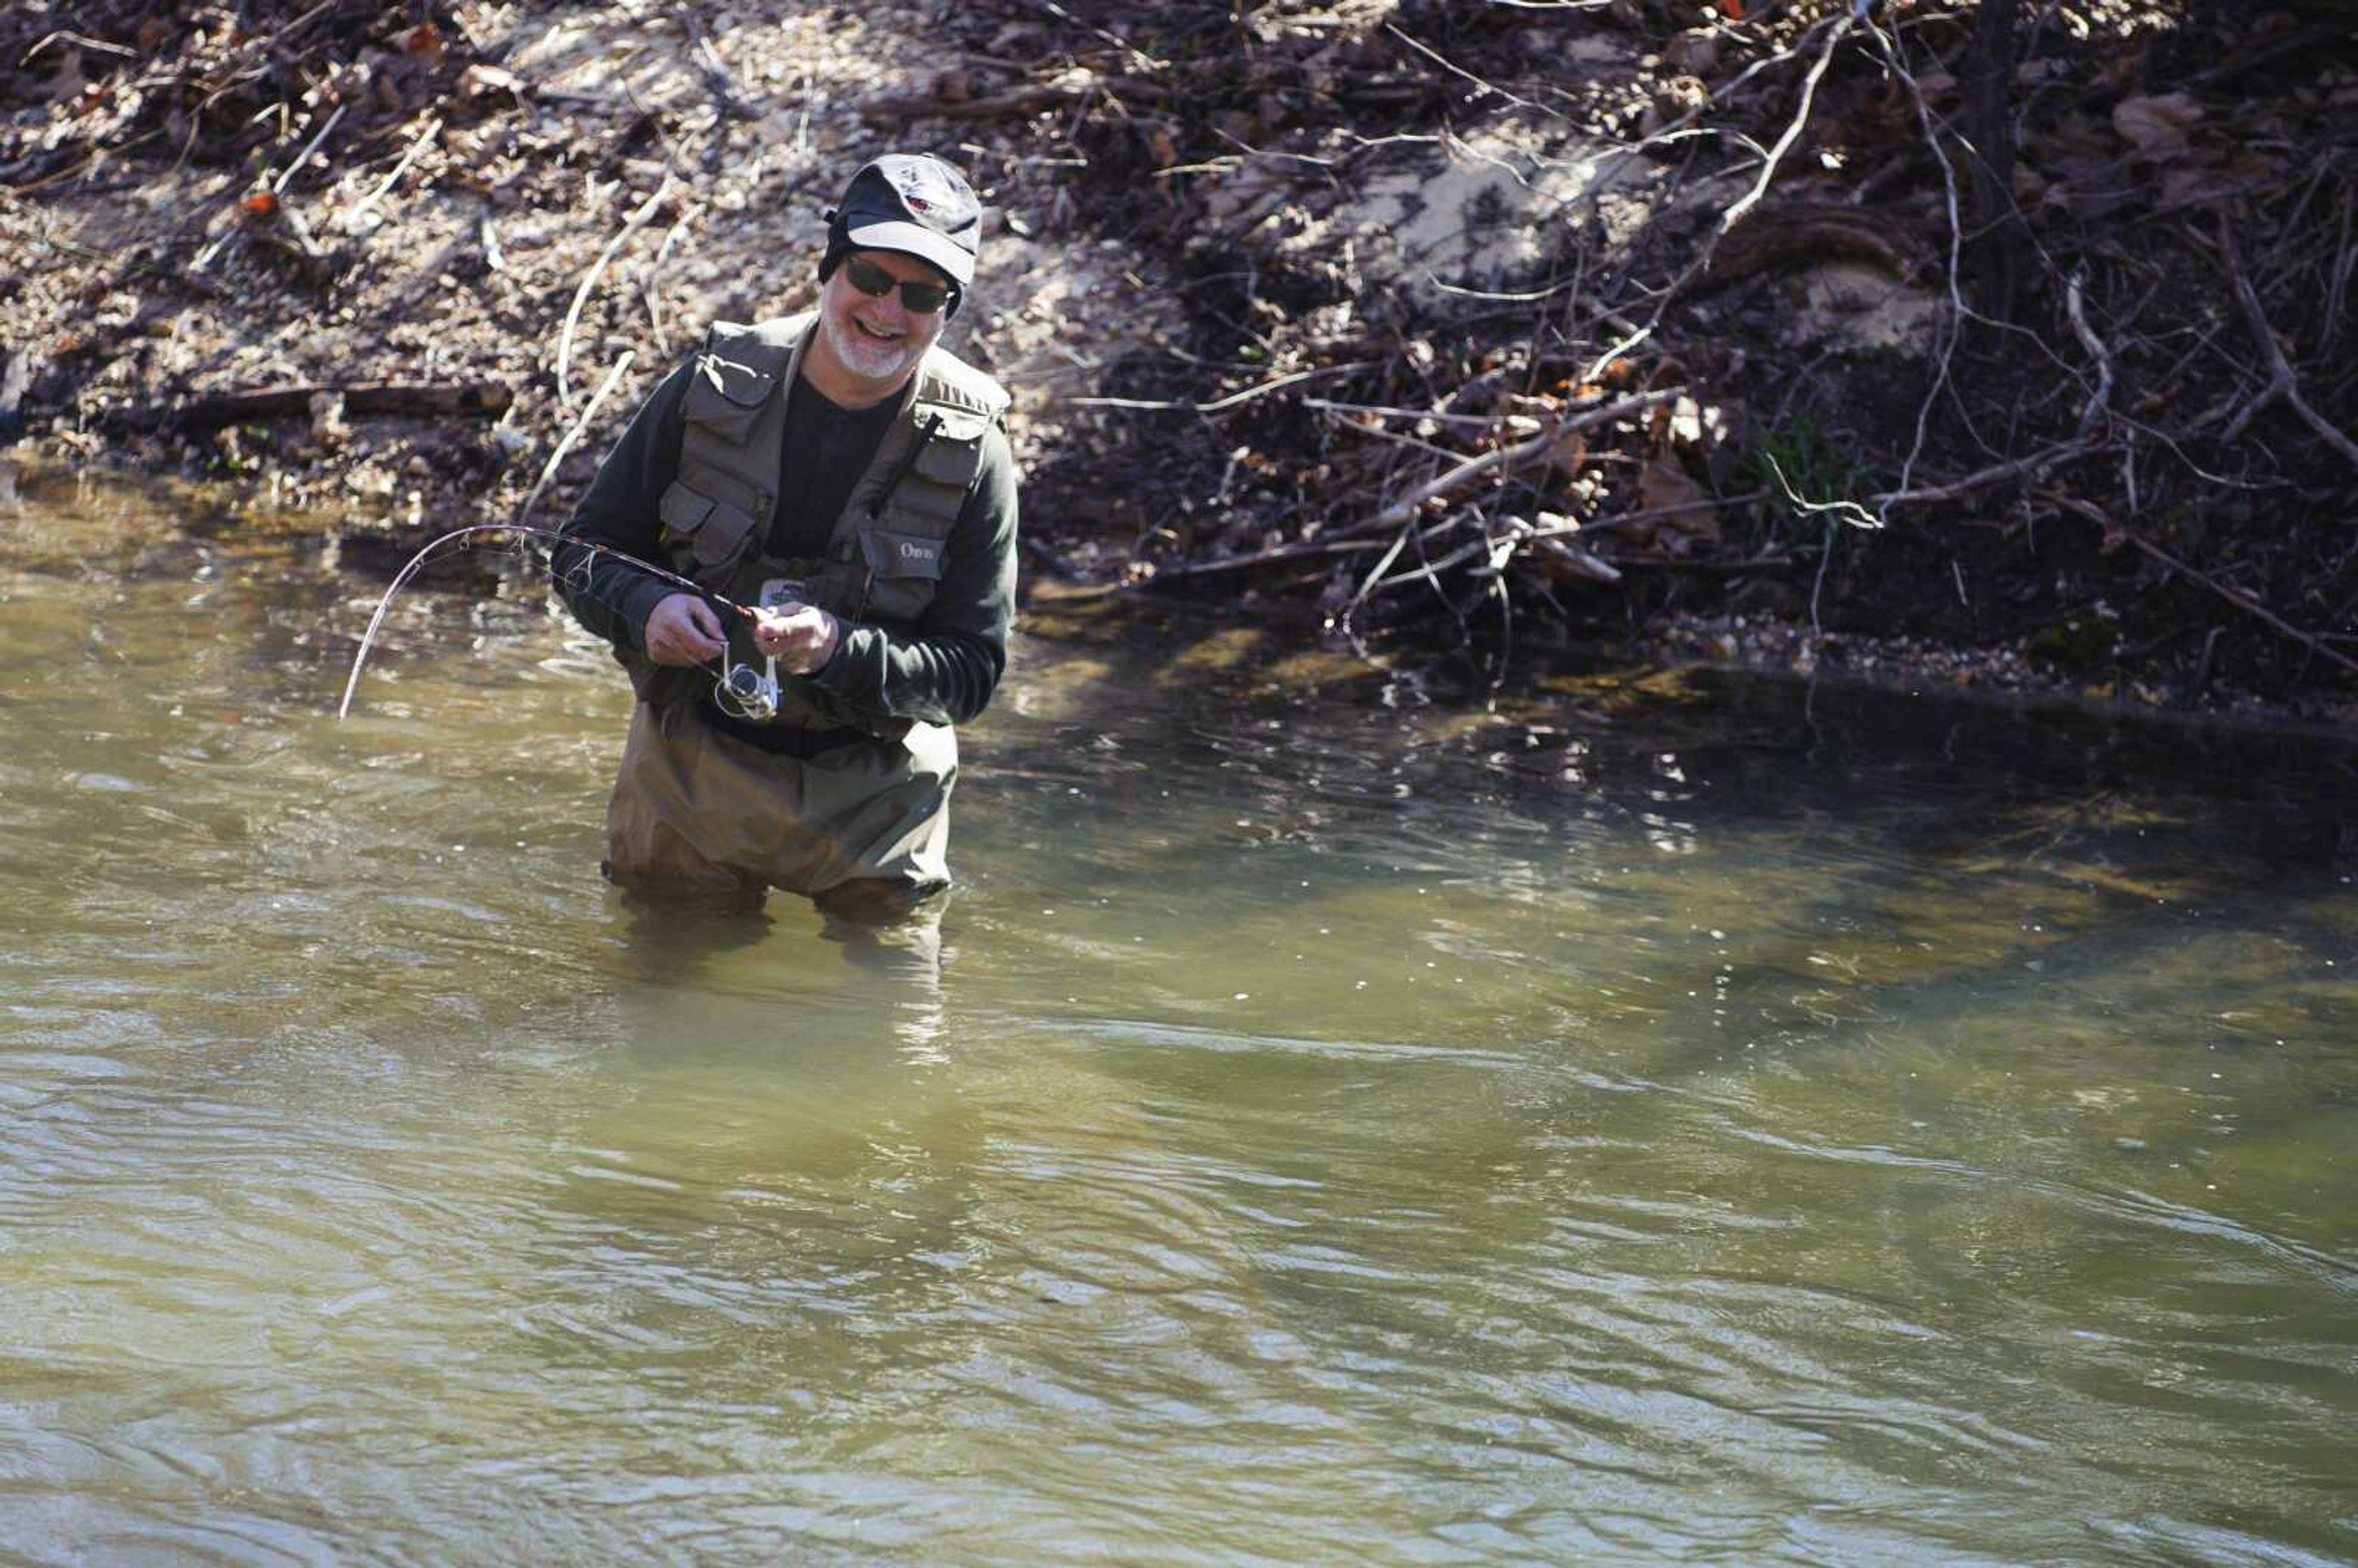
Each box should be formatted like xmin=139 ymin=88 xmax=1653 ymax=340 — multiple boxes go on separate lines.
xmin=2 ymin=468 xmax=2353 ymax=1566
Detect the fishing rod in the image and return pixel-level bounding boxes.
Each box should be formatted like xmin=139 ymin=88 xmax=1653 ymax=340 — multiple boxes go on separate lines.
xmin=337 ymin=523 xmax=757 ymax=720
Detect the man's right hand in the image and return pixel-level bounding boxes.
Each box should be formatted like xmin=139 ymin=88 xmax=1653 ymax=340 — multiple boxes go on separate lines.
xmin=642 ymin=592 xmax=729 ymax=667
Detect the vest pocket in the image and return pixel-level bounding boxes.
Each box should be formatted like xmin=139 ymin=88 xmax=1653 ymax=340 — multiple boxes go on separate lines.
xmin=682 ymin=353 xmax=776 ymax=443
xmin=859 ymin=526 xmax=949 ymax=622
xmin=658 ymin=481 xmax=758 ymax=570
xmin=914 ymin=426 xmax=988 ymax=486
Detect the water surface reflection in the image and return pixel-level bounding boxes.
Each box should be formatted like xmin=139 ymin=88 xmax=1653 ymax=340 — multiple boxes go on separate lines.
xmin=2 ymin=470 xmax=2352 ymax=1564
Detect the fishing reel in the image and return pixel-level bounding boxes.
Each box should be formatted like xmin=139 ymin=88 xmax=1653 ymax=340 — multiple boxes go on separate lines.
xmin=716 ymin=654 xmax=780 ymax=721
xmin=712 ymin=575 xmax=816 ymax=723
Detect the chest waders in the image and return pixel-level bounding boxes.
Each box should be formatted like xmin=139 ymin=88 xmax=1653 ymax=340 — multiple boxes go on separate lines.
xmin=600 ymin=316 xmax=1010 ymax=910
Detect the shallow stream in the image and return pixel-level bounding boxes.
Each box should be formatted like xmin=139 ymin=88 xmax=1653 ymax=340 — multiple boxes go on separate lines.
xmin=2 ymin=470 xmax=2353 ymax=1564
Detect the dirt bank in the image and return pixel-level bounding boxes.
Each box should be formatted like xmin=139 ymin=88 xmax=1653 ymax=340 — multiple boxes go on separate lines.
xmin=4 ymin=1 xmax=2354 ymax=728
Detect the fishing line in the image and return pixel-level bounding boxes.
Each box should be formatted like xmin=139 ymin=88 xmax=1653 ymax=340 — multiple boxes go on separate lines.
xmin=336 ymin=523 xmax=755 ymax=720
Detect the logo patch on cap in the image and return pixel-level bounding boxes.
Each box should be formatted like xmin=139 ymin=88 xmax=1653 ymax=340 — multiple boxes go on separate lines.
xmin=898 ymin=166 xmax=951 ymax=214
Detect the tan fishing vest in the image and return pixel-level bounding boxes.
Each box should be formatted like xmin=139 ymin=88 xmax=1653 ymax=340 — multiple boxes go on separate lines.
xmin=621 ymin=314 xmax=1010 ymax=739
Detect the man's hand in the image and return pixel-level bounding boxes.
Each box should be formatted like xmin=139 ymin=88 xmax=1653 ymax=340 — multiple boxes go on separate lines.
xmin=643 ymin=592 xmax=729 ymax=667
xmin=753 ymin=601 xmax=842 ymax=676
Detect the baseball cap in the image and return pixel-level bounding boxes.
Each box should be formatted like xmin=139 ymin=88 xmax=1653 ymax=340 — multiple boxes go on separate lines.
xmin=827 ymin=154 xmax=981 ymax=288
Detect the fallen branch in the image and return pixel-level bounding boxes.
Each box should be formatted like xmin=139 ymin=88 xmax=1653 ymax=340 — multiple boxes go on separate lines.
xmin=340 ymin=115 xmax=440 ymax=235
xmin=860 ymin=82 xmax=1073 ymax=123
xmin=21 ymin=30 xmax=141 ymax=62
xmin=133 ymin=380 xmax=513 ymax=432
xmin=1135 ymin=535 xmax=1390 ymax=579
xmin=859 ymin=71 xmax=1173 ymax=125
xmin=1384 ymin=23 xmax=1555 ymax=121
xmin=1859 ymin=8 xmax=1973 ymax=505
xmin=1068 ymin=362 xmax=1373 ymax=414
xmin=1719 ymin=9 xmax=1858 ymax=235
xmin=2036 ymin=487 xmax=2358 ymax=683
xmin=679 ymin=11 xmax=752 ymax=118
xmin=2063 ymin=266 xmax=2114 ymax=440
xmin=1869 ymin=440 xmax=2101 ymax=509
xmin=1307 ymin=398 xmax=1560 ymax=429
xmin=2218 ymin=219 xmax=2358 ymax=473
xmin=1364 ymin=388 xmax=1681 ymax=533
xmin=1524 ymin=535 xmax=1622 ymax=585
xmin=558 ymin=179 xmax=675 ymax=409
xmin=521 ymin=351 xmax=635 ymax=527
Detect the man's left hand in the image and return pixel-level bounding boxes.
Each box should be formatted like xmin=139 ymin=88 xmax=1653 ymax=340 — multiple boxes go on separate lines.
xmin=752 ymin=602 xmax=842 ymax=675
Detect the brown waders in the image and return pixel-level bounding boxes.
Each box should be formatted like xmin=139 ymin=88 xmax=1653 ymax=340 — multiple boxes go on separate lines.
xmin=602 ymin=699 xmax=955 ymax=950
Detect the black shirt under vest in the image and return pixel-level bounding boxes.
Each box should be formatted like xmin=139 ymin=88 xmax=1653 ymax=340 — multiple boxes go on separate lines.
xmin=768 ymin=374 xmax=900 ymax=561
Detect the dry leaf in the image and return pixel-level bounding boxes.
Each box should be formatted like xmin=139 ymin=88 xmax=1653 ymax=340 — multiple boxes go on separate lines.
xmin=2157 ymin=147 xmax=2279 ymax=211
xmin=403 ymin=21 xmax=445 ymax=64
xmin=2112 ymin=93 xmax=2201 ymax=158
xmin=1635 ymin=460 xmax=1720 ymax=554
xmin=1639 ymin=459 xmax=1706 ymax=511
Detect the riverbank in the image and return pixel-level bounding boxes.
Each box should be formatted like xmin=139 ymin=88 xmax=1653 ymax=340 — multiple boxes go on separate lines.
xmin=4 ymin=1 xmax=2353 ymax=729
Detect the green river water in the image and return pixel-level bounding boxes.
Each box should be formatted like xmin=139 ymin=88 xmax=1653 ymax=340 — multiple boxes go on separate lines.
xmin=1 ymin=468 xmax=2353 ymax=1565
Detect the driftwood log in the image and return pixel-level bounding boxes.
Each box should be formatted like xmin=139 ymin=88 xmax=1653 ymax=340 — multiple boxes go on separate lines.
xmin=131 ymin=381 xmax=513 ymax=432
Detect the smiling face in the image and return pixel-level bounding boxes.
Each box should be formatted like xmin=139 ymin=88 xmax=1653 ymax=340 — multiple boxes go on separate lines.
xmin=803 ymin=248 xmax=952 ymax=406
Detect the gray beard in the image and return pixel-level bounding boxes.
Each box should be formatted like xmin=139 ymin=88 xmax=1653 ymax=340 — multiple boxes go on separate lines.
xmin=819 ymin=308 xmax=930 ymax=384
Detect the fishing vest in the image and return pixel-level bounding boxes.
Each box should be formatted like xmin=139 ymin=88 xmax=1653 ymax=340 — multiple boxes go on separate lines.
xmin=623 ymin=313 xmax=1009 ymax=739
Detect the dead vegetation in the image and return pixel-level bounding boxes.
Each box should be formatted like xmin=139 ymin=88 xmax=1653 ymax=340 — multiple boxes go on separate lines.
xmin=946 ymin=0 xmax=2358 ymax=715
xmin=2 ymin=0 xmax=2354 ymax=722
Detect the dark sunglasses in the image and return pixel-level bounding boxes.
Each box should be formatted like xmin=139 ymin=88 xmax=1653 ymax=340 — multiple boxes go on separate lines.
xmin=842 ymin=254 xmax=953 ymax=315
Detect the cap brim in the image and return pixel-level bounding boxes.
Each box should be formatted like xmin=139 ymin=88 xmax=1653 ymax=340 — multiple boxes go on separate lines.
xmin=844 ymin=219 xmax=975 ymax=287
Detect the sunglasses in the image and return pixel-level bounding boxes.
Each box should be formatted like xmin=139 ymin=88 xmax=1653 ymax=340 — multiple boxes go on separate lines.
xmin=842 ymin=254 xmax=953 ymax=315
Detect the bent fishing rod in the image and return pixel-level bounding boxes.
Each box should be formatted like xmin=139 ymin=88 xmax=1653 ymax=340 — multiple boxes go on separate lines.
xmin=337 ymin=524 xmax=756 ymax=720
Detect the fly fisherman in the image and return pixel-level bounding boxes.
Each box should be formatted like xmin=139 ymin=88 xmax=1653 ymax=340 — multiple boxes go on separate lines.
xmin=552 ymin=153 xmax=1018 ymax=945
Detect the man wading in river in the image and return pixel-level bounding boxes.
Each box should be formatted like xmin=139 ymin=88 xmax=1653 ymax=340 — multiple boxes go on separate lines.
xmin=552 ymin=153 xmax=1016 ymax=953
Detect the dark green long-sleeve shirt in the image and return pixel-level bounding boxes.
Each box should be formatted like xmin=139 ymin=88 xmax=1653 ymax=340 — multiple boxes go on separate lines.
xmin=551 ymin=354 xmax=1020 ymax=730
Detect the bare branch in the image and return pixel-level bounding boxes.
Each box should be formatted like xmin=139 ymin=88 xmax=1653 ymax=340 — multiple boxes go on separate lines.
xmin=2219 ymin=219 xmax=2358 ymax=473
xmin=2038 ymin=489 xmax=2358 ymax=681
xmin=1068 ymin=362 xmax=1373 ymax=413
xmin=558 ymin=179 xmax=675 ymax=410
xmin=2064 ymin=267 xmax=2115 ymax=441
xmin=521 ymin=351 xmax=636 ymax=528
xmin=1365 ymin=389 xmax=1681 ymax=534
xmin=1870 ymin=441 xmax=2102 ymax=509
xmin=1719 ymin=10 xmax=1856 ymax=234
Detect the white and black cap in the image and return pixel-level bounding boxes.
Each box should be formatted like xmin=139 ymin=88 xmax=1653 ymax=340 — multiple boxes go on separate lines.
xmin=827 ymin=153 xmax=981 ymax=287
